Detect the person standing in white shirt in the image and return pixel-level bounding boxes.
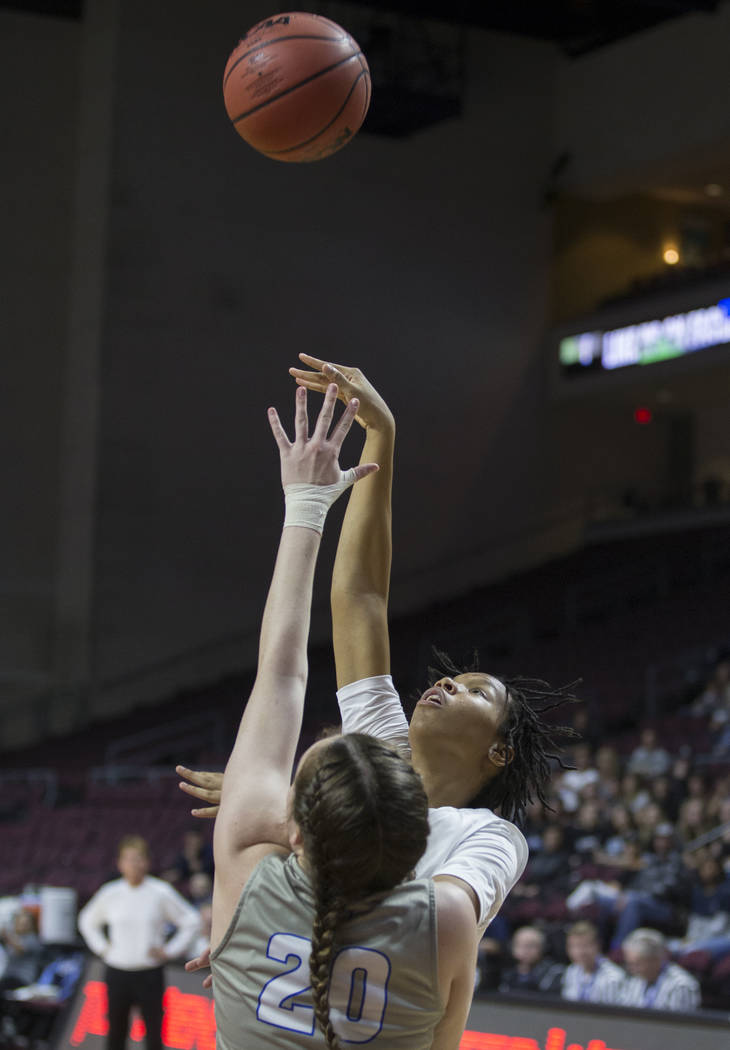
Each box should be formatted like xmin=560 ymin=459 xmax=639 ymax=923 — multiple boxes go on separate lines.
xmin=78 ymin=835 xmax=201 ymax=1050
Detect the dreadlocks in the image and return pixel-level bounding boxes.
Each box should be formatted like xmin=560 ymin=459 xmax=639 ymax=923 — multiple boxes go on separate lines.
xmin=426 ymin=649 xmax=580 ymax=824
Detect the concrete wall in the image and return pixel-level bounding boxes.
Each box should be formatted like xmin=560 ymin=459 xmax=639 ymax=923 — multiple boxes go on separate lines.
xmin=554 ymin=4 xmax=730 ymax=196
xmin=88 ymin=0 xmax=559 ymax=716
xmin=0 ymin=10 xmax=80 ymax=740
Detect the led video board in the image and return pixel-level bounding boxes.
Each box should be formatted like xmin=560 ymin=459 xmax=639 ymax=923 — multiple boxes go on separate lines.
xmin=558 ymin=296 xmax=730 ymax=378
xmin=55 ymin=960 xmax=729 ymax=1050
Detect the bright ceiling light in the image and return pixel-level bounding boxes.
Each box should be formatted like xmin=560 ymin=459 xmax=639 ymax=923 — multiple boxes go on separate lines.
xmin=663 ymin=247 xmax=680 ymax=265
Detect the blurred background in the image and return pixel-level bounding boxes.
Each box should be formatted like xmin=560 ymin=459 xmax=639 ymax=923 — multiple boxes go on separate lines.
xmin=1 ymin=0 xmax=729 ymax=1034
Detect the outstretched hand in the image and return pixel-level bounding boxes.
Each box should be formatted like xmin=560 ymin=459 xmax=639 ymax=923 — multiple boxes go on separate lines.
xmin=289 ymin=355 xmax=394 ymax=432
xmin=176 ymin=765 xmax=223 ymax=819
xmin=268 ymin=382 xmax=378 ymax=490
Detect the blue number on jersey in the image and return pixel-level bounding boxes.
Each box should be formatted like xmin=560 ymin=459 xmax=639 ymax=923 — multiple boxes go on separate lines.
xmin=257 ymin=933 xmax=391 ymax=1042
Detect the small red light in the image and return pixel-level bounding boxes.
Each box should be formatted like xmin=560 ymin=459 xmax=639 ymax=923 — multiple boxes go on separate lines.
xmin=634 ymin=407 xmax=652 ymax=425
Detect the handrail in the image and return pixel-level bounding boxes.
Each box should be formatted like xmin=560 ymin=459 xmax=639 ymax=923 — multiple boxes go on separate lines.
xmin=684 ymin=820 xmax=730 ymax=853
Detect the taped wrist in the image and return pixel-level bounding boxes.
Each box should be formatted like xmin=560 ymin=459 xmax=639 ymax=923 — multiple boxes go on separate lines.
xmin=283 ymin=469 xmax=358 ymax=534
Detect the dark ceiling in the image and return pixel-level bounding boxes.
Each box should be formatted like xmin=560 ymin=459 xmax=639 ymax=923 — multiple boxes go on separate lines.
xmin=349 ymin=0 xmax=720 ymax=56
xmin=1 ymin=0 xmax=722 ymax=55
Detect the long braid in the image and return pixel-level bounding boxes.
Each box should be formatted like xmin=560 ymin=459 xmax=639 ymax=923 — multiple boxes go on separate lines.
xmin=310 ymin=895 xmax=347 ymax=1050
xmin=304 ymin=766 xmax=345 ymax=1050
xmin=293 ymin=735 xmax=429 ymax=1048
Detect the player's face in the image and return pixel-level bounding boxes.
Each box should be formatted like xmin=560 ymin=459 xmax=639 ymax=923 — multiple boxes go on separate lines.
xmin=409 ymin=672 xmax=509 ymax=759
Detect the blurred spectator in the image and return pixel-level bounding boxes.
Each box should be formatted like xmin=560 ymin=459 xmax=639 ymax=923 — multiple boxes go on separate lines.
xmin=596 ymin=804 xmax=636 ymax=860
xmin=33 ymin=950 xmax=85 ymax=1001
xmin=594 ymin=746 xmax=620 ymax=803
xmin=648 ymin=775 xmax=681 ymax=822
xmin=557 ymin=743 xmax=600 ymax=813
xmin=691 ymin=660 xmax=730 ymax=724
xmin=633 ymin=801 xmax=667 ymax=850
xmin=621 ymin=928 xmax=701 ymax=1011
xmin=562 ymin=921 xmax=626 ymax=1004
xmin=0 ymin=950 xmax=85 ymax=1049
xmin=566 ymin=837 xmax=643 ymax=914
xmin=685 ymin=772 xmax=709 ymax=804
xmin=188 ymin=872 xmax=213 ymax=908
xmin=712 ymin=797 xmax=730 ymax=870
xmin=671 ymin=755 xmax=691 ymax=783
xmin=618 ymin=772 xmax=651 ymax=815
xmin=0 ymin=911 xmax=43 ymax=992
xmin=508 ymin=825 xmax=572 ymax=908
xmin=627 ymin=727 xmax=671 ymax=778
xmin=78 ymin=835 xmax=201 ymax=1050
xmin=677 ymin=797 xmax=713 ymax=844
xmin=609 ymin=823 xmax=692 ymax=948
xmin=498 ymin=926 xmax=564 ymax=996
xmin=595 ymin=746 xmax=620 ymax=782
xmin=163 ymin=828 xmax=214 ymax=885
xmin=670 ymin=856 xmax=730 ymax=961
xmin=571 ymin=801 xmax=606 ymax=860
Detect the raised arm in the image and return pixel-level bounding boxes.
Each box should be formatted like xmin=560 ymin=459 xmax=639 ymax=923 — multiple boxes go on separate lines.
xmin=211 ymin=385 xmax=376 ymax=946
xmin=289 ymin=355 xmax=394 ymax=688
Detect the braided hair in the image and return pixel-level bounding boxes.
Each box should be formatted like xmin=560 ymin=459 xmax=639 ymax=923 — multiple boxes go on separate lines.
xmin=292 ymin=733 xmax=429 ymax=1049
xmin=427 ymin=649 xmax=580 ymax=824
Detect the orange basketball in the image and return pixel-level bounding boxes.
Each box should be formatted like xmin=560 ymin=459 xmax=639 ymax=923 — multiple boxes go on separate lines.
xmin=223 ymin=12 xmax=371 ymax=163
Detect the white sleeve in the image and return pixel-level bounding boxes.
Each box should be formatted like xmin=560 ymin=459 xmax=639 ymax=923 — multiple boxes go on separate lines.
xmin=77 ymin=887 xmax=111 ymax=959
xmin=337 ymin=675 xmax=410 ymax=752
xmin=436 ymin=818 xmax=528 ymax=933
xmin=158 ymin=884 xmax=202 ymax=960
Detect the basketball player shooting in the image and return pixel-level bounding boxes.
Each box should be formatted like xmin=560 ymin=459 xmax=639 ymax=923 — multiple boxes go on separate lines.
xmin=180 ymin=361 xmax=576 ymax=957
xmin=207 ymin=382 xmax=478 ymax=1049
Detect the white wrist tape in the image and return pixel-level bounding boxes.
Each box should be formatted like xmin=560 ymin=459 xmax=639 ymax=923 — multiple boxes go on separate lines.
xmin=284 ymin=469 xmax=359 ymax=534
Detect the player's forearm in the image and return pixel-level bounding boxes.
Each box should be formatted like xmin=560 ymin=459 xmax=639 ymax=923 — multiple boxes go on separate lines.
xmin=332 ymin=424 xmax=394 ymax=601
xmin=331 ymin=426 xmax=393 ymax=686
xmin=257 ymin=524 xmax=321 ymax=681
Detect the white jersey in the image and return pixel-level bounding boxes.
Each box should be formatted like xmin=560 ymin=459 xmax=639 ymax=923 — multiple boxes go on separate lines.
xmin=338 ymin=675 xmax=528 ymax=935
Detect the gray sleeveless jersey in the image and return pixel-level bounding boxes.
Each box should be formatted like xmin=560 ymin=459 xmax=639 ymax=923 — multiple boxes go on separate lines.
xmin=211 ymin=852 xmax=443 ymax=1050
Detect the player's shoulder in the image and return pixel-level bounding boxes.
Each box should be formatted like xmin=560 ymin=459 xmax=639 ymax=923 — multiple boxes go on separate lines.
xmin=433 ymin=879 xmax=479 ymax=945
xmin=337 ymin=673 xmax=399 ymax=701
xmin=434 ymin=805 xmax=528 ymax=858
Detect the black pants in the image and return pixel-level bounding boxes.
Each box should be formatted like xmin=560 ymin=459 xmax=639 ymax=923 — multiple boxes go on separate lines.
xmin=105 ymin=965 xmax=164 ymax=1050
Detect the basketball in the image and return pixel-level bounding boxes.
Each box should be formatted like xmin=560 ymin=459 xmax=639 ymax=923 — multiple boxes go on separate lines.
xmin=222 ymin=12 xmax=371 ymax=163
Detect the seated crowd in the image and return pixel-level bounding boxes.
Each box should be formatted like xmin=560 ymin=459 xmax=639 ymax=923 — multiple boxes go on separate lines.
xmin=480 ymin=659 xmax=730 ymax=1010
xmin=1 ymin=661 xmax=728 ymax=1047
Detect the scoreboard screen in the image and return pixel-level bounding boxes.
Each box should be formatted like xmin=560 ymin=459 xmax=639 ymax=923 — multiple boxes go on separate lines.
xmin=558 ymin=296 xmax=730 ymax=378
